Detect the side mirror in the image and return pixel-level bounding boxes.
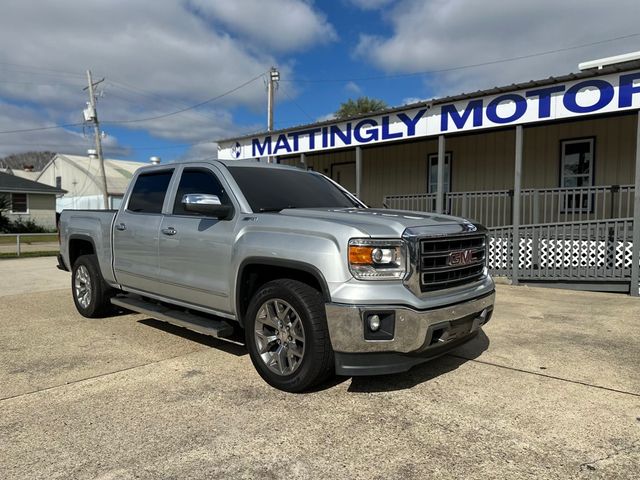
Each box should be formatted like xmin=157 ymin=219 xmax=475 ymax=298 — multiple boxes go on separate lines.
xmin=182 ymin=194 xmax=233 ymax=219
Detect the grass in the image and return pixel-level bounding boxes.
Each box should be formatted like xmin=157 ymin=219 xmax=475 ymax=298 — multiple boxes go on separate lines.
xmin=0 ymin=251 xmax=58 ymax=259
xmin=0 ymin=234 xmax=58 ymax=244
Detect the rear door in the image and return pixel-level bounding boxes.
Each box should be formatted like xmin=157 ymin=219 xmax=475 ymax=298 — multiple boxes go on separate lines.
xmin=113 ymin=169 xmax=174 ymax=293
xmin=155 ymin=165 xmax=237 ymax=313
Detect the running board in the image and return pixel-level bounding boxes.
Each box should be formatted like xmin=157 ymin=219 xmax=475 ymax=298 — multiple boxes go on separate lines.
xmin=111 ymin=295 xmax=238 ymax=342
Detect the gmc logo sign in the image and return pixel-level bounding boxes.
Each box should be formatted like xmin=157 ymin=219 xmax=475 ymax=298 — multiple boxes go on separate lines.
xmin=448 ymin=249 xmax=474 ymax=266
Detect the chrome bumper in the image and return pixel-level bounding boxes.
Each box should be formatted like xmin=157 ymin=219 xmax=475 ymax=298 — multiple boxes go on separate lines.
xmin=325 ymin=292 xmax=495 ymax=354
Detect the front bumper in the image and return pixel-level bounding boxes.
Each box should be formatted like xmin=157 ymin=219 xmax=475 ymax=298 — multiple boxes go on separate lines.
xmin=325 ymin=291 xmax=494 ymax=375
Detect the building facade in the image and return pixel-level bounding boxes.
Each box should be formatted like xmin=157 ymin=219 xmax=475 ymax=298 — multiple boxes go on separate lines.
xmin=218 ymin=57 xmax=640 ymax=295
xmin=0 ymin=172 xmax=66 ymax=229
xmin=35 ymin=154 xmax=144 ymax=211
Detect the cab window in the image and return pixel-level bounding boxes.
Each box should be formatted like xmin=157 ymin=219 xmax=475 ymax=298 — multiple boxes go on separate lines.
xmin=173 ymin=168 xmax=229 ymax=216
xmin=127 ymin=170 xmax=173 ymax=214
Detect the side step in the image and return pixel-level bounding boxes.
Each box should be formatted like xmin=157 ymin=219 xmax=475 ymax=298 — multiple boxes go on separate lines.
xmin=111 ymin=295 xmax=239 ymax=343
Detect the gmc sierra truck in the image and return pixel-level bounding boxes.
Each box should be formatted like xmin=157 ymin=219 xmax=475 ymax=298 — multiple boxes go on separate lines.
xmin=58 ymin=160 xmax=495 ymax=392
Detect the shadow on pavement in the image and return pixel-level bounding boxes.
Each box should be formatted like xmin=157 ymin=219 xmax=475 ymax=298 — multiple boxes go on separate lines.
xmin=346 ymin=330 xmax=490 ymax=393
xmin=137 ymin=318 xmax=248 ymax=357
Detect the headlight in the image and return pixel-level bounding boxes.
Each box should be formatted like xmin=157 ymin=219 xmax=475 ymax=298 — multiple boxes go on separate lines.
xmin=348 ymin=239 xmax=407 ymax=280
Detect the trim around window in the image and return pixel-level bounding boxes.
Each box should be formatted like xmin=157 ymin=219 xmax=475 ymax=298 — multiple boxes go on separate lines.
xmin=10 ymin=192 xmax=28 ymax=214
xmin=559 ymin=136 xmax=595 ymax=213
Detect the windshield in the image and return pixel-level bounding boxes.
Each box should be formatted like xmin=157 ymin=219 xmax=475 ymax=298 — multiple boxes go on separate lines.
xmin=227 ymin=166 xmax=362 ymax=212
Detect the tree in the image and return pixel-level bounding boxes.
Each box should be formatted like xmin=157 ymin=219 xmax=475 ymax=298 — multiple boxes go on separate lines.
xmin=0 ymin=194 xmax=10 ymax=232
xmin=335 ymin=96 xmax=388 ymax=119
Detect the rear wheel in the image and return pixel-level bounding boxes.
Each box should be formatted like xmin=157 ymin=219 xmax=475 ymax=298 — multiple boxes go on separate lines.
xmin=72 ymin=254 xmax=115 ymax=318
xmin=245 ymin=279 xmax=334 ymax=392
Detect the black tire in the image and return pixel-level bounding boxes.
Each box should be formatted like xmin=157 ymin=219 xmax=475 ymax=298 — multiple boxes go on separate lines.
xmin=244 ymin=279 xmax=334 ymax=392
xmin=71 ymin=254 xmax=115 ymax=318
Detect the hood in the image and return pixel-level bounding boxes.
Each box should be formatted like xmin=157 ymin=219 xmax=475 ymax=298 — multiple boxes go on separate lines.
xmin=277 ymin=207 xmax=476 ymax=237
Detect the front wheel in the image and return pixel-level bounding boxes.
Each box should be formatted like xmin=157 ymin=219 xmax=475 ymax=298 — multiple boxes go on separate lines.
xmin=72 ymin=254 xmax=114 ymax=318
xmin=244 ymin=279 xmax=334 ymax=392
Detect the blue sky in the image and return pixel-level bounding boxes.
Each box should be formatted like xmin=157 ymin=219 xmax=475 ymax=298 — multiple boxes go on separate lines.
xmin=0 ymin=0 xmax=639 ymax=163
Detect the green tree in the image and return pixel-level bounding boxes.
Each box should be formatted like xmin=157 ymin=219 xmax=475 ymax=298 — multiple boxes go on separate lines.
xmin=335 ymin=96 xmax=388 ymax=119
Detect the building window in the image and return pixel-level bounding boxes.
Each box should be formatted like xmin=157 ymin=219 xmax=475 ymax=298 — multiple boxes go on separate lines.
xmin=427 ymin=153 xmax=452 ymax=194
xmin=11 ymin=193 xmax=28 ymax=213
xmin=560 ymin=138 xmax=594 ymax=212
xmin=55 ymin=176 xmax=62 ymax=189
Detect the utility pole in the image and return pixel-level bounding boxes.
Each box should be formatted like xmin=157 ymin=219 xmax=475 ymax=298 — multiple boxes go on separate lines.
xmin=267 ymin=66 xmax=279 ymax=163
xmin=84 ymin=70 xmax=109 ymax=209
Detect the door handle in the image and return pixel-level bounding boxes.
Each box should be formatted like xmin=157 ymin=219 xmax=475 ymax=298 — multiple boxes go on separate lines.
xmin=115 ymin=223 xmax=126 ymax=231
xmin=161 ymin=227 xmax=177 ymax=236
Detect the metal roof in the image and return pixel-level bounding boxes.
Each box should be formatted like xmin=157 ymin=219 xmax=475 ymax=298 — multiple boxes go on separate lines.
xmin=0 ymin=171 xmax=66 ymax=194
xmin=218 ymin=59 xmax=640 ymax=144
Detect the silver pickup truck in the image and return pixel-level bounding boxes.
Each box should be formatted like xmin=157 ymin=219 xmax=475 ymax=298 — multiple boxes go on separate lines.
xmin=58 ymin=160 xmax=495 ymax=392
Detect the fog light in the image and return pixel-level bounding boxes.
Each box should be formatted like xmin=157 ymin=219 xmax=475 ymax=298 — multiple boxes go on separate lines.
xmin=368 ymin=314 xmax=381 ymax=331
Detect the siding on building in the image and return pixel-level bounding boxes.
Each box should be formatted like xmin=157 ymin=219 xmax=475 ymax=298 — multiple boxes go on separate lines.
xmin=281 ymin=113 xmax=637 ymax=207
xmin=5 ymin=193 xmax=57 ymax=229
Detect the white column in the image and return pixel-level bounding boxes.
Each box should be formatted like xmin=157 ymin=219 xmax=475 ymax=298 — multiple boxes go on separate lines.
xmin=512 ymin=125 xmax=523 ymax=285
xmin=436 ymin=135 xmax=445 ymax=213
xmin=630 ymin=112 xmax=640 ymax=296
xmin=355 ymin=146 xmax=362 ymax=199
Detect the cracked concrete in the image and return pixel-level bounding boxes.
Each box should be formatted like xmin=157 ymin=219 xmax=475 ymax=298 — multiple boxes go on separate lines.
xmin=1 ymin=258 xmax=639 ymax=479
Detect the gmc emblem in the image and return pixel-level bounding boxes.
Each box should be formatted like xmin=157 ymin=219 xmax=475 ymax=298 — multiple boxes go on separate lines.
xmin=448 ymin=249 xmax=474 ymax=266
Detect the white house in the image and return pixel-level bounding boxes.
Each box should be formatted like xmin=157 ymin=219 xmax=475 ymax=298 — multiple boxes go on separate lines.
xmin=36 ymin=153 xmax=145 ymax=211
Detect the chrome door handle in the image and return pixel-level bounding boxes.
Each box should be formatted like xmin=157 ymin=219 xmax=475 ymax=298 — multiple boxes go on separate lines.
xmin=161 ymin=227 xmax=177 ymax=236
xmin=115 ymin=223 xmax=126 ymax=231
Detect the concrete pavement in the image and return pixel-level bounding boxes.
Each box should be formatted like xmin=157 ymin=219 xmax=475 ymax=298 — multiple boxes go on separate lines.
xmin=0 ymin=257 xmax=638 ymax=479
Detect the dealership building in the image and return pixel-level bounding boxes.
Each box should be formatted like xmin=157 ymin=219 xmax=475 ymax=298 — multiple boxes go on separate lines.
xmin=218 ymin=53 xmax=640 ymax=296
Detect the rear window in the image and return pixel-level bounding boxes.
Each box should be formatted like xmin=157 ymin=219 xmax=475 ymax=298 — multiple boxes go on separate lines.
xmin=227 ymin=166 xmax=359 ymax=212
xmin=127 ymin=170 xmax=173 ymax=214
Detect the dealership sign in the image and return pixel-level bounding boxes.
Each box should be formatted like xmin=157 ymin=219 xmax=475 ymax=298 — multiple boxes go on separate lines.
xmin=218 ymin=70 xmax=640 ymax=160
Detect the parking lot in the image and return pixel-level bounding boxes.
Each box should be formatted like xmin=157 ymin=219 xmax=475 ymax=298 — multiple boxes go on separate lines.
xmin=0 ymin=257 xmax=638 ymax=479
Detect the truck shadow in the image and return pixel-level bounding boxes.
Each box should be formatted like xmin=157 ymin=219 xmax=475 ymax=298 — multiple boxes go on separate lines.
xmin=345 ymin=331 xmax=490 ymax=393
xmin=137 ymin=318 xmax=248 ymax=357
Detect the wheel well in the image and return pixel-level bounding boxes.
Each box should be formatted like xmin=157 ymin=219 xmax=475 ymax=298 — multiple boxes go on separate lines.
xmin=69 ymin=238 xmax=95 ymax=267
xmin=237 ymin=263 xmax=329 ymax=325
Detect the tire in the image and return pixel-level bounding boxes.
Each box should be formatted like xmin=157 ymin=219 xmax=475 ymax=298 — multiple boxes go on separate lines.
xmin=244 ymin=279 xmax=334 ymax=392
xmin=71 ymin=254 xmax=115 ymax=318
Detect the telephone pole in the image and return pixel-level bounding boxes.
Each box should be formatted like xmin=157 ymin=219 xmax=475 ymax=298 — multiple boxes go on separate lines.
xmin=84 ymin=70 xmax=109 ymax=209
xmin=267 ymin=67 xmax=279 ymax=163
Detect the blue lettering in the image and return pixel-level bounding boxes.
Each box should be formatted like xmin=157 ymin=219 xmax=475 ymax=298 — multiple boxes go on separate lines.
xmin=381 ymin=116 xmax=403 ymax=140
xmin=441 ymin=100 xmax=483 ymax=131
xmin=486 ymin=94 xmax=527 ymax=124
xmin=295 ymin=128 xmax=321 ymax=150
xmin=618 ymin=72 xmax=640 ymax=108
xmin=397 ymin=109 xmax=426 ymax=136
xmin=563 ymin=79 xmax=614 ymax=113
xmin=272 ymin=134 xmax=292 ymax=154
xmin=321 ymin=127 xmax=329 ymax=148
xmin=330 ymin=123 xmax=352 ymax=147
xmin=252 ymin=136 xmax=271 ymax=157
xmin=354 ymin=119 xmax=378 ymax=143
xmin=526 ymin=86 xmax=565 ymax=118
xmin=288 ymin=131 xmax=301 ymax=151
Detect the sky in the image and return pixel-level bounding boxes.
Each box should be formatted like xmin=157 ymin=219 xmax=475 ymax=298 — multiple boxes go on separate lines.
xmin=0 ymin=0 xmax=639 ymax=163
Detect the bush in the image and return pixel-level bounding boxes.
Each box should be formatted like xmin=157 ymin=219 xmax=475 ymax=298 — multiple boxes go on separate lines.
xmin=0 ymin=217 xmax=51 ymax=233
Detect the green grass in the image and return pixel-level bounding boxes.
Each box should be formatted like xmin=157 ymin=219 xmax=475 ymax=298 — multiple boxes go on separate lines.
xmin=0 ymin=234 xmax=58 ymax=244
xmin=0 ymin=251 xmax=58 ymax=259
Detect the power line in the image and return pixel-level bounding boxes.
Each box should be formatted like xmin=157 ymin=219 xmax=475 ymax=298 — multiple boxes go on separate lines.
xmin=279 ymin=86 xmax=315 ymax=123
xmin=283 ymin=32 xmax=640 ymax=84
xmin=0 ymin=71 xmax=266 ymax=134
xmin=102 ymin=72 xmax=265 ymax=125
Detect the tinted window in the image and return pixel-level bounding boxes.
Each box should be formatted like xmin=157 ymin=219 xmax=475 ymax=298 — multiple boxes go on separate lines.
xmin=173 ymin=169 xmax=228 ymax=215
xmin=127 ymin=171 xmax=173 ymax=213
xmin=227 ymin=166 xmax=360 ymax=212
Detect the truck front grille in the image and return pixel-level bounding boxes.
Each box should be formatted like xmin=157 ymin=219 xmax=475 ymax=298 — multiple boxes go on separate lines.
xmin=419 ymin=234 xmax=486 ymax=292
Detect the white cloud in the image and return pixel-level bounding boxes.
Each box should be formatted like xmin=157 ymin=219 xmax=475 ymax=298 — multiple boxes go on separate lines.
xmin=190 ymin=0 xmax=337 ymax=51
xmin=0 ymin=0 xmax=333 ymax=158
xmin=344 ymin=81 xmax=362 ymax=94
xmin=355 ymin=0 xmax=640 ymax=96
xmin=348 ymin=0 xmax=394 ymax=10
xmin=316 ymin=112 xmax=336 ymax=122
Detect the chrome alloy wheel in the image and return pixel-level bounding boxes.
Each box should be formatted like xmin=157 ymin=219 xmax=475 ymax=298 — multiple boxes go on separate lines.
xmin=254 ymin=299 xmax=305 ymax=376
xmin=74 ymin=265 xmax=92 ymax=309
